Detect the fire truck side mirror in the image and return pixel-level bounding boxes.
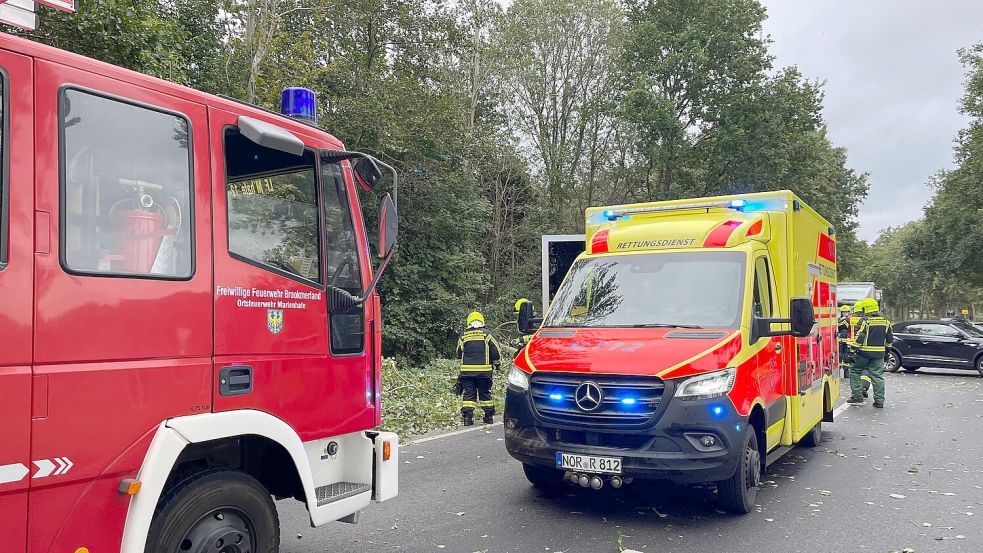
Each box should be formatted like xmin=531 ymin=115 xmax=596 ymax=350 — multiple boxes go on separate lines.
xmin=354 ymin=157 xmax=384 ymax=192
xmin=517 ymin=302 xmax=542 ymax=335
xmin=378 ymin=193 xmax=398 ymax=258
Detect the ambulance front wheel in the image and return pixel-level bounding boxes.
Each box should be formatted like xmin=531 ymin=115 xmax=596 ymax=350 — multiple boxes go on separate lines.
xmin=147 ymin=468 xmax=280 ymax=553
xmin=716 ymin=425 xmax=760 ymax=514
xmin=522 ymin=463 xmax=564 ymax=491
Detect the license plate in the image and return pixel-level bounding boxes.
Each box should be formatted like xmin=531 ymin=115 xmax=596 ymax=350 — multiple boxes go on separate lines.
xmin=555 ymin=452 xmax=622 ymax=474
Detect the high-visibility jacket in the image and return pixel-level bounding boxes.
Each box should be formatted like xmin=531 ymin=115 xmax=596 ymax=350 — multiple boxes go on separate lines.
xmin=849 ymin=314 xmax=893 ymax=353
xmin=848 ymin=314 xmax=864 ymax=340
xmin=456 ymin=326 xmax=502 ymax=372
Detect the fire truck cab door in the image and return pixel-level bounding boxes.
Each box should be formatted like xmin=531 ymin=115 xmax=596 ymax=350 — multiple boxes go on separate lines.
xmin=211 ymin=107 xmax=376 ymax=439
xmin=0 ymin=47 xmax=33 ymax=553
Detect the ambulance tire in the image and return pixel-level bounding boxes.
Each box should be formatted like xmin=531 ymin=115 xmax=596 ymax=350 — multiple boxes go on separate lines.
xmin=522 ymin=463 xmax=564 ymax=491
xmin=147 ymin=468 xmax=280 ymax=553
xmin=801 ymin=421 xmax=822 ymax=447
xmin=717 ymin=426 xmax=760 ymax=514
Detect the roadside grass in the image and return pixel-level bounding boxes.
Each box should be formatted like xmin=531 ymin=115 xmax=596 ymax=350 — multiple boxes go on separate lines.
xmin=380 ymin=356 xmax=510 ymax=437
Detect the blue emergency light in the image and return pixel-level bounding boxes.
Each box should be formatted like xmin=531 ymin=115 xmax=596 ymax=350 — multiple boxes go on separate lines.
xmin=549 ymin=393 xmax=564 ymax=402
xmin=281 ymin=87 xmax=317 ymax=123
xmin=728 ymin=199 xmax=747 ymax=210
xmin=620 ymin=397 xmax=637 ymax=405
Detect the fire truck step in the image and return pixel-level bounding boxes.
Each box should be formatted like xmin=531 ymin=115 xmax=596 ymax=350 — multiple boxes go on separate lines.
xmin=315 ymin=482 xmax=372 ymax=506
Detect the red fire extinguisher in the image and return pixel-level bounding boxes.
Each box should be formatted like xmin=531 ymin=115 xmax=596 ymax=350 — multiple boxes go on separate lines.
xmin=110 ymin=196 xmax=171 ymax=274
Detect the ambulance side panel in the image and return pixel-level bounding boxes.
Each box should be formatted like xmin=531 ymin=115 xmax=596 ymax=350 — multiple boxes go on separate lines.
xmin=0 ymin=46 xmax=33 ymax=553
xmin=784 ymin=201 xmax=838 ymax=444
xmin=29 ymin=59 xmax=213 ymax=553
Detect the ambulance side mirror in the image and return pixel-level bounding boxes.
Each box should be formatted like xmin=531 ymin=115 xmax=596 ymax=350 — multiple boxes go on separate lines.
xmin=789 ymin=298 xmax=816 ymax=337
xmin=752 ymin=297 xmax=815 ymax=341
xmin=517 ymin=301 xmax=542 ymax=335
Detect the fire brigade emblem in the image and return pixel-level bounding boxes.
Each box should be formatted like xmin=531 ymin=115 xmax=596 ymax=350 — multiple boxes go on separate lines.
xmin=267 ymin=309 xmax=284 ymax=334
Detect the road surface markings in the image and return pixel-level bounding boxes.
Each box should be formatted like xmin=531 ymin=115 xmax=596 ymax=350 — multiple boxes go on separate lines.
xmin=406 ymin=422 xmax=503 ymax=447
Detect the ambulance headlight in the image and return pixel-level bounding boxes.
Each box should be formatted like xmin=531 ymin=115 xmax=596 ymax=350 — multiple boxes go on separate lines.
xmin=675 ymin=368 xmax=736 ymax=400
xmin=508 ymin=365 xmax=530 ymax=391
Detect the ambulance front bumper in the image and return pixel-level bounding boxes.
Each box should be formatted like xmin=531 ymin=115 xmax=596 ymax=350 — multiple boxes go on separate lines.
xmin=504 ymin=386 xmax=748 ymax=484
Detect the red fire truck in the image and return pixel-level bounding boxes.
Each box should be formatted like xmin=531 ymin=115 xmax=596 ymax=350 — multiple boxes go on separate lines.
xmin=0 ymin=10 xmax=399 ymax=552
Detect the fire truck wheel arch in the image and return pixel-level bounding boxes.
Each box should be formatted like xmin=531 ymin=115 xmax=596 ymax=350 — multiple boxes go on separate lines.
xmin=119 ymin=409 xmax=351 ymax=553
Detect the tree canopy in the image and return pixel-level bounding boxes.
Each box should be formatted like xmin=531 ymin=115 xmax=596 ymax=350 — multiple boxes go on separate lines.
xmin=28 ymin=0 xmax=967 ymax=362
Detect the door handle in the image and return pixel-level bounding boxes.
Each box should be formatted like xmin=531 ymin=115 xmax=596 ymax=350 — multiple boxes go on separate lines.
xmin=775 ymin=343 xmax=782 ymax=353
xmin=219 ymin=365 xmax=253 ymax=396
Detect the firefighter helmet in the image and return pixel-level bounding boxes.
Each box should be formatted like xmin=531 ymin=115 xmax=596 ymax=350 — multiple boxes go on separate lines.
xmin=863 ymin=299 xmax=880 ymax=314
xmin=467 ymin=311 xmax=485 ymax=327
xmin=840 ymin=305 xmax=851 ymax=313
xmin=852 ymin=300 xmax=867 ymax=313
xmin=514 ymin=298 xmax=529 ymax=314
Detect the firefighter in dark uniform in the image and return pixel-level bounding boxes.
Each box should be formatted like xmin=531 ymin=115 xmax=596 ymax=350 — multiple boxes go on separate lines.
xmin=456 ymin=311 xmax=502 ymax=425
xmin=846 ymin=299 xmax=893 ymax=408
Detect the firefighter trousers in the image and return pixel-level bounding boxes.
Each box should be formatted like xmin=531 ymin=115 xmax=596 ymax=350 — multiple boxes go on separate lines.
xmin=850 ymin=352 xmax=885 ymax=404
xmin=460 ymin=373 xmax=495 ymax=417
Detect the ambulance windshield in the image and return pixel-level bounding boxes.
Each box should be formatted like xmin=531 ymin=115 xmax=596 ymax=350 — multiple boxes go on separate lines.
xmin=544 ymin=251 xmax=746 ymax=329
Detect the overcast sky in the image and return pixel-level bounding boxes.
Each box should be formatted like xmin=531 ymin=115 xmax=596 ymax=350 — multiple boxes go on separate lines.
xmin=759 ymin=0 xmax=983 ymax=242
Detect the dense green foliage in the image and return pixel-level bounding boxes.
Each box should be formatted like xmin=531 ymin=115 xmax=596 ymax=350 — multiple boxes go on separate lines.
xmin=858 ymin=45 xmax=983 ymax=320
xmin=19 ymin=0 xmax=901 ymax=363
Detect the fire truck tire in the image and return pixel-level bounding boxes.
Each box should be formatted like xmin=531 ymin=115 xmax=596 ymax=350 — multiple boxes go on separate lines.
xmin=522 ymin=463 xmax=564 ymax=490
xmin=716 ymin=426 xmax=760 ymax=514
xmin=147 ymin=468 xmax=280 ymax=553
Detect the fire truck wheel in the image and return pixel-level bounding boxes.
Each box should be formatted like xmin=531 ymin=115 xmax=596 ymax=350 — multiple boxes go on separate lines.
xmin=801 ymin=421 xmax=822 ymax=447
xmin=716 ymin=426 xmax=760 ymax=514
xmin=522 ymin=463 xmax=564 ymax=491
xmin=147 ymin=469 xmax=280 ymax=553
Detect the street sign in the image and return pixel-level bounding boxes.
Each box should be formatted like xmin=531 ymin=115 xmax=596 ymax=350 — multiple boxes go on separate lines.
xmin=0 ymin=0 xmax=39 ymax=31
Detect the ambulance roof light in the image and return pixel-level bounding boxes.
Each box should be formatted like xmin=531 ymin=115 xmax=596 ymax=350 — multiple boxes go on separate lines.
xmin=728 ymin=199 xmax=747 ymax=210
xmin=281 ymin=87 xmax=317 ymax=124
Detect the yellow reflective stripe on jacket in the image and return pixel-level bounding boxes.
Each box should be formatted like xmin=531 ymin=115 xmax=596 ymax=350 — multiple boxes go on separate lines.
xmin=460 ymin=364 xmax=493 ymax=372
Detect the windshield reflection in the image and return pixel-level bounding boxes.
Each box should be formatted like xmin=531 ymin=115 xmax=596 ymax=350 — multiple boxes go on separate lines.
xmin=544 ymin=252 xmax=746 ymax=329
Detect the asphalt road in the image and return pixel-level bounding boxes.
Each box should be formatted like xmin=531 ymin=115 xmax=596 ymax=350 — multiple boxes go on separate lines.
xmin=278 ymin=368 xmax=983 ymax=553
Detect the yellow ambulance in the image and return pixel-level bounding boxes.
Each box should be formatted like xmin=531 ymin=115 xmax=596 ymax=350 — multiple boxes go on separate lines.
xmin=506 ymin=190 xmax=840 ymax=513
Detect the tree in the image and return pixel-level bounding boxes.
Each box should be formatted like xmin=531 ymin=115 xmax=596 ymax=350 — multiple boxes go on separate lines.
xmin=912 ymin=44 xmax=983 ymax=287
xmin=497 ymin=0 xmax=625 ymax=228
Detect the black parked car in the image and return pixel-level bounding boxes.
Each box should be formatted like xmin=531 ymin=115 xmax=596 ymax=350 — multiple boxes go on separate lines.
xmin=888 ymin=320 xmax=983 ymax=376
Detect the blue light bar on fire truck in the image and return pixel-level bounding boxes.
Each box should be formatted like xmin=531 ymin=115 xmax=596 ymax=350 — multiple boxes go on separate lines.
xmin=281 ymin=87 xmax=317 ymax=124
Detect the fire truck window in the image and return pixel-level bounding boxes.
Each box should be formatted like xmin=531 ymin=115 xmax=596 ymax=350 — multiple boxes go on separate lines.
xmin=322 ymin=162 xmax=364 ymax=354
xmin=224 ymin=130 xmax=320 ymax=284
xmin=753 ymin=256 xmax=773 ymax=318
xmin=60 ymin=90 xmax=193 ymax=277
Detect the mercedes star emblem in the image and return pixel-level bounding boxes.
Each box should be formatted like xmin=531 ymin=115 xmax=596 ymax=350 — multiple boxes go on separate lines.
xmin=575 ymin=382 xmax=603 ymax=412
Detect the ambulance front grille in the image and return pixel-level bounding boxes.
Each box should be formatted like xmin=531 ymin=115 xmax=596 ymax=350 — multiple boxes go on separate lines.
xmin=529 ymin=373 xmax=666 ymax=428
xmin=315 ymin=482 xmax=371 ymax=506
